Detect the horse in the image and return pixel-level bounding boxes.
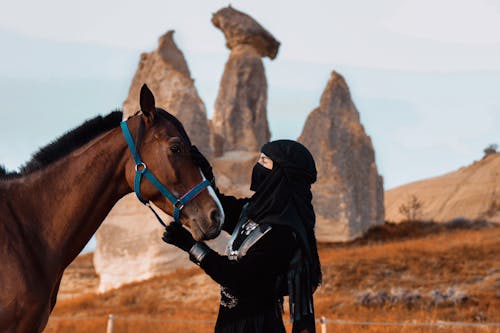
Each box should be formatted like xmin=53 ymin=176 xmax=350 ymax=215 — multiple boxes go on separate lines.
xmin=0 ymin=84 xmax=224 ymax=333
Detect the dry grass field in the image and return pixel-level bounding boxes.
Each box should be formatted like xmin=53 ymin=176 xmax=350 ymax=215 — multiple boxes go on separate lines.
xmin=45 ymin=221 xmax=500 ymax=333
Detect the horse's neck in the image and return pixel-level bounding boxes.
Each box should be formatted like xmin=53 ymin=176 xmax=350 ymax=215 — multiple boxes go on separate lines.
xmin=10 ymin=126 xmax=131 ymax=273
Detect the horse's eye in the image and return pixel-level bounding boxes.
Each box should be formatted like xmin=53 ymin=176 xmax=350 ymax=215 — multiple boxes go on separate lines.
xmin=170 ymin=145 xmax=181 ymax=153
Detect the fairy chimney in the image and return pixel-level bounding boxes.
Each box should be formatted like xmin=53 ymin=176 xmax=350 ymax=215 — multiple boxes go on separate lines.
xmin=122 ymin=30 xmax=211 ymax=156
xmin=95 ymin=31 xmax=220 ymax=292
xmin=298 ymin=71 xmax=385 ymax=242
xmin=210 ymin=6 xmax=279 ymax=155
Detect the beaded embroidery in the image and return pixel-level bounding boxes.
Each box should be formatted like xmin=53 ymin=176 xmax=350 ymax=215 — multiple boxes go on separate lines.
xmin=220 ymin=286 xmax=238 ymax=308
xmin=241 ymin=220 xmax=259 ymax=235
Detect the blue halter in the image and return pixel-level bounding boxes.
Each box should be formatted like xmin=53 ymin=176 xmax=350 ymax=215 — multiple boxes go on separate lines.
xmin=120 ymin=120 xmax=211 ymax=226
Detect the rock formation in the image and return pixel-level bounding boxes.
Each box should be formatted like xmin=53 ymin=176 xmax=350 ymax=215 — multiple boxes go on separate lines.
xmin=95 ymin=31 xmax=218 ymax=292
xmin=122 ymin=30 xmax=211 ymax=156
xmin=94 ymin=7 xmax=280 ymax=292
xmin=94 ymin=9 xmax=385 ymax=291
xmin=298 ymin=71 xmax=385 ymax=242
xmin=210 ymin=6 xmax=279 ymax=155
xmin=385 ymin=152 xmax=500 ymax=223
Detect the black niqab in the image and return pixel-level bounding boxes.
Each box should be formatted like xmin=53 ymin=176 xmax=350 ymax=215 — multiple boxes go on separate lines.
xmin=250 ymin=163 xmax=272 ymax=192
xmin=246 ymin=140 xmax=322 ymax=331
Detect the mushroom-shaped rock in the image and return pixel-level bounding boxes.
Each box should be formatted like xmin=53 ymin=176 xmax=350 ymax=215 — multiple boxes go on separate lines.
xmin=210 ymin=6 xmax=278 ymax=154
xmin=211 ymin=6 xmax=280 ymax=59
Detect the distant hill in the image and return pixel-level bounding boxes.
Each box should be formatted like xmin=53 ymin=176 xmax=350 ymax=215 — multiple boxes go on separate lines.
xmin=385 ymin=152 xmax=500 ymax=223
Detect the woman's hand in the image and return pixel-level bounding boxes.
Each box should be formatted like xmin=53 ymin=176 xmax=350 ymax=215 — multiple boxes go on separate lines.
xmin=161 ymin=222 xmax=196 ymax=252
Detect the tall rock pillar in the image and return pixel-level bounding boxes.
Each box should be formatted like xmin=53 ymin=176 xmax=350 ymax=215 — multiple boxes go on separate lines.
xmin=210 ymin=6 xmax=279 ymax=155
xmin=298 ymin=71 xmax=385 ymax=241
xmin=94 ymin=31 xmax=213 ymax=292
xmin=122 ymin=30 xmax=211 ymax=156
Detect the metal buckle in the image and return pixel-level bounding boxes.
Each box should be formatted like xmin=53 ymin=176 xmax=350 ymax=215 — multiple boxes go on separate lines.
xmin=175 ymin=200 xmax=184 ymax=210
xmin=135 ymin=162 xmax=147 ymax=173
xmin=228 ymin=250 xmax=239 ymax=261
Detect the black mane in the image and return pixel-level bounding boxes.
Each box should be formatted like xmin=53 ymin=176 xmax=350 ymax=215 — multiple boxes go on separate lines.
xmin=1 ymin=111 xmax=123 ymax=179
xmin=156 ymin=108 xmax=193 ymax=147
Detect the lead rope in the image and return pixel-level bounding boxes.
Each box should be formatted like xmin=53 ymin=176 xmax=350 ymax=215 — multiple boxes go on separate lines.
xmin=145 ymin=202 xmax=168 ymax=227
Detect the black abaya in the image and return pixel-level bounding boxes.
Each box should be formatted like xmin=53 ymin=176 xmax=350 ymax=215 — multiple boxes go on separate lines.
xmin=195 ymin=198 xmax=297 ymax=333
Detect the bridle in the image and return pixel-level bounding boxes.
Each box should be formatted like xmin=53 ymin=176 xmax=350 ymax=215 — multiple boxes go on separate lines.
xmin=120 ymin=117 xmax=211 ymax=227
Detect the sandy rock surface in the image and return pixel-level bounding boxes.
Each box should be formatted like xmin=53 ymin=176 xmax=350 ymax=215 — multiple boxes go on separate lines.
xmin=385 ymin=153 xmax=500 ymax=223
xmin=299 ymin=71 xmax=385 ymax=241
xmin=122 ymin=30 xmax=211 ymax=157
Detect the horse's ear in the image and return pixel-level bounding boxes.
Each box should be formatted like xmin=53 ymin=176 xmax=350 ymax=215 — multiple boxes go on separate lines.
xmin=140 ymin=84 xmax=156 ymax=123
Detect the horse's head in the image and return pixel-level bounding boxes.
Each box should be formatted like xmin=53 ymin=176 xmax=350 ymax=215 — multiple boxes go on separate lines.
xmin=123 ymin=85 xmax=224 ymax=241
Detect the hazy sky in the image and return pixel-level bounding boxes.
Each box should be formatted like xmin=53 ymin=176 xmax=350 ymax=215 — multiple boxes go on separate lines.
xmin=0 ymin=0 xmax=499 ymax=189
xmin=2 ymin=0 xmax=500 ymax=70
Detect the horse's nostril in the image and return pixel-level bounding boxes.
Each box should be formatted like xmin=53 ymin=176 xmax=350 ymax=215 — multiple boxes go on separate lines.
xmin=210 ymin=209 xmax=220 ymax=223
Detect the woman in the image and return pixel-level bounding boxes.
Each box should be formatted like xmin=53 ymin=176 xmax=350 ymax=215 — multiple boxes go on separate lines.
xmin=162 ymin=140 xmax=321 ymax=333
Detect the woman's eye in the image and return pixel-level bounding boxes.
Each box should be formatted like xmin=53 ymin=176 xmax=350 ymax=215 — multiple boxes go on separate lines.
xmin=170 ymin=145 xmax=181 ymax=153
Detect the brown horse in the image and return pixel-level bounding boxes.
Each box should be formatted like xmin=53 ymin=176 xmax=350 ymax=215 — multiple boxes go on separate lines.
xmin=0 ymin=85 xmax=223 ymax=333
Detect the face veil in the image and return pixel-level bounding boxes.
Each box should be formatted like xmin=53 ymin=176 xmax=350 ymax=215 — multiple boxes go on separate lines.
xmin=246 ymin=140 xmax=322 ymax=328
xmin=250 ymin=162 xmax=272 ymax=192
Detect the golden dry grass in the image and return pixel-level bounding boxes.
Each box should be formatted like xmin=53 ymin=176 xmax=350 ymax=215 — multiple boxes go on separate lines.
xmin=45 ymin=222 xmax=500 ymax=333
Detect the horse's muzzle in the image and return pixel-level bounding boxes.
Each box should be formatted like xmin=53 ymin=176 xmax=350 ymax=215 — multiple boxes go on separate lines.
xmin=203 ymin=208 xmax=223 ymax=239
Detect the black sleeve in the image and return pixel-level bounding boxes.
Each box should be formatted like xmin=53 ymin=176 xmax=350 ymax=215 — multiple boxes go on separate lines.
xmin=199 ymin=225 xmax=296 ymax=296
xmin=216 ymin=192 xmax=250 ymax=234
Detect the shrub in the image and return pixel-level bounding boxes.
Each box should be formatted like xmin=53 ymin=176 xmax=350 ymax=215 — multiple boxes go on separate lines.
xmin=483 ymin=143 xmax=498 ymax=157
xmin=398 ymin=195 xmax=423 ymax=221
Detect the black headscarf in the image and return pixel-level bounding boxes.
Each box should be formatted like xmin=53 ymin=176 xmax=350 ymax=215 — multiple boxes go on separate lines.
xmin=246 ymin=140 xmax=321 ymax=331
